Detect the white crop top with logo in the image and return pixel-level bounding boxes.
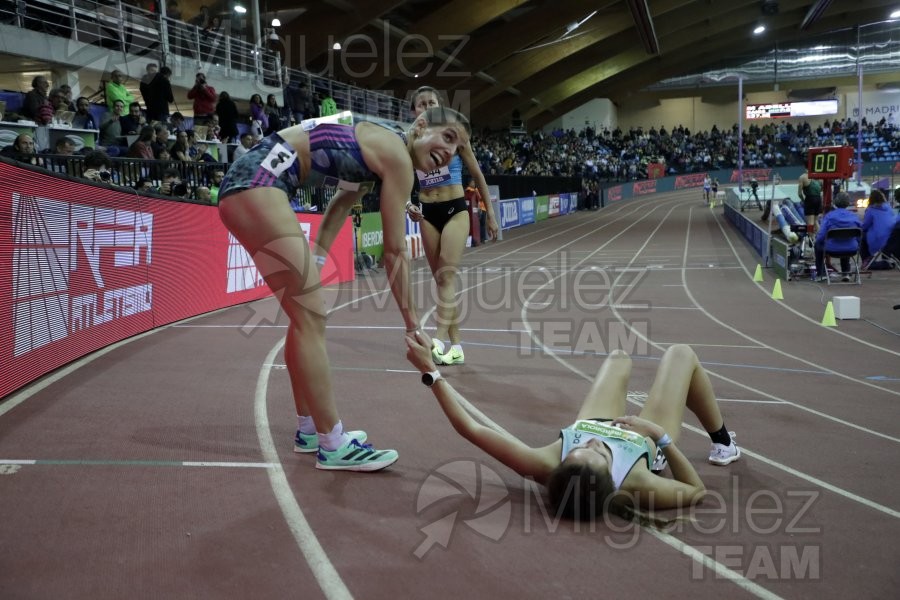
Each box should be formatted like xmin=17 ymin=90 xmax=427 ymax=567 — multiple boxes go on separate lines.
xmin=559 ymin=419 xmax=653 ymax=490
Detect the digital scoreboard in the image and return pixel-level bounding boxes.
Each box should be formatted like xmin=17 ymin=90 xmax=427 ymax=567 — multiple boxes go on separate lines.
xmin=745 ymin=99 xmax=839 ymax=120
xmin=806 ymin=146 xmax=854 ymax=180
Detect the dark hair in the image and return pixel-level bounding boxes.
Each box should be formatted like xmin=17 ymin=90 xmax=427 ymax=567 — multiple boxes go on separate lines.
xmin=833 ymin=191 xmax=851 ymax=208
xmin=868 ymin=188 xmax=886 ymax=205
xmin=419 ymin=106 xmax=471 ymax=136
xmin=546 ymin=462 xmax=616 ymax=521
xmin=83 ymin=149 xmax=111 ymax=170
xmin=160 ymin=66 xmax=172 ymax=77
xmin=410 ymin=85 xmax=441 ymax=111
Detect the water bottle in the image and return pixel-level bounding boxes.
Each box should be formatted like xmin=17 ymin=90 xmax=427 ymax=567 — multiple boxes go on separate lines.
xmin=809 ymin=265 xmax=817 ymax=281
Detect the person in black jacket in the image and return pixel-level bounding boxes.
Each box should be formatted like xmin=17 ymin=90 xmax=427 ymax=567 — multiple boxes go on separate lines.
xmin=215 ymin=91 xmax=240 ymax=143
xmin=139 ymin=64 xmax=174 ymax=124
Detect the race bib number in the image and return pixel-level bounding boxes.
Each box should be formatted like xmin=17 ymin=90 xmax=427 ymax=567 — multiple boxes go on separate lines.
xmin=416 ymin=165 xmax=452 ymax=188
xmin=261 ymin=142 xmax=297 ymax=177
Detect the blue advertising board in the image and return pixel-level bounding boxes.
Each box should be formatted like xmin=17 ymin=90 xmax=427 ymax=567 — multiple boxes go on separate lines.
xmin=499 ymin=199 xmax=520 ymax=229
xmin=519 ymin=196 xmax=535 ymax=224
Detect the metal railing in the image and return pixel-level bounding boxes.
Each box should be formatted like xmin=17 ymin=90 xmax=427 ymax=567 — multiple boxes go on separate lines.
xmin=0 ymin=0 xmax=410 ymax=121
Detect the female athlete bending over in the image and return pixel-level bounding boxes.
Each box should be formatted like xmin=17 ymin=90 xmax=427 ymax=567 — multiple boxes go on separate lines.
xmin=217 ymin=107 xmax=470 ymax=472
xmin=406 ymin=333 xmax=740 ymax=519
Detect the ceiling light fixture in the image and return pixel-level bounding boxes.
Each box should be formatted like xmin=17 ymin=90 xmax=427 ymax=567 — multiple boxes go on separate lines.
xmin=753 ymin=25 xmax=766 ymax=34
xmin=234 ymin=4 xmax=247 ymax=14
xmin=891 ymin=9 xmax=900 ymax=19
xmin=272 ymin=17 xmax=281 ymax=27
xmin=333 ymin=42 xmax=342 ymax=50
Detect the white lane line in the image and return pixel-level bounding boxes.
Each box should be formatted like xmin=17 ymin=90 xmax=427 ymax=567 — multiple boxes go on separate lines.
xmin=254 ymin=338 xmax=353 ymax=600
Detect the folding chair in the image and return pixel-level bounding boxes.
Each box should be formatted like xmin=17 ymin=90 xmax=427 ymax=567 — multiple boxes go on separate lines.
xmin=866 ymin=225 xmax=900 ymax=273
xmin=824 ymin=227 xmax=862 ymax=285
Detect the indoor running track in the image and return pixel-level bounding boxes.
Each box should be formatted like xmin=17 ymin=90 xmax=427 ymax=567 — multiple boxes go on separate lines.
xmin=2 ymin=187 xmax=899 ymax=600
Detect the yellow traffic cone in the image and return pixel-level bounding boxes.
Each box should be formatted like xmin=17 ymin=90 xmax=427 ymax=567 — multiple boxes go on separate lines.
xmin=821 ymin=301 xmax=837 ymax=327
xmin=771 ymin=279 xmax=784 ymax=300
xmin=753 ymin=264 xmax=763 ymax=282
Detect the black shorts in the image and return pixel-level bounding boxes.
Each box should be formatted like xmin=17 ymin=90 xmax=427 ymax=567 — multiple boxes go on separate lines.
xmin=219 ymin=133 xmax=301 ymax=202
xmin=421 ymin=197 xmax=468 ymax=233
xmin=803 ymin=195 xmax=823 ymax=217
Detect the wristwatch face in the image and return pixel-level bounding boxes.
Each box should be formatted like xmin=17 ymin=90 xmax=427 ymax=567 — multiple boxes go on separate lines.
xmin=422 ymin=372 xmax=439 ymax=386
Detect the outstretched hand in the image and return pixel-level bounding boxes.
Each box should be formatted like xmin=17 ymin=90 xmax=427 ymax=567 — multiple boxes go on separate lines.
xmin=611 ymin=415 xmax=665 ymax=442
xmin=405 ymin=330 xmax=436 ymax=373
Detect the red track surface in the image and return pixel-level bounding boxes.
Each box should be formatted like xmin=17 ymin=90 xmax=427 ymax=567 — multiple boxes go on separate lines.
xmin=2 ymin=188 xmax=899 ymax=599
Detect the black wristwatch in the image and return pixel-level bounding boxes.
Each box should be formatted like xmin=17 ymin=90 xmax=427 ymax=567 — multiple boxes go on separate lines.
xmin=421 ymin=370 xmax=443 ymax=387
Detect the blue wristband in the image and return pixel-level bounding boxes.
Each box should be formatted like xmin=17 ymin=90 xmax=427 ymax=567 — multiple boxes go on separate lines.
xmin=656 ymin=433 xmax=672 ymax=449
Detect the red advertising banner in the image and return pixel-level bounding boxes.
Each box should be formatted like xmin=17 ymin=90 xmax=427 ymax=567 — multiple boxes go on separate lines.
xmin=608 ymin=186 xmax=623 ymax=202
xmin=892 ymin=161 xmax=900 ymax=174
xmin=647 ymin=163 xmax=665 ymax=179
xmin=675 ymin=173 xmax=709 ymax=189
xmin=0 ymin=161 xmax=354 ymax=398
xmin=633 ymin=179 xmax=657 ymax=195
xmin=730 ymin=168 xmax=772 ymax=182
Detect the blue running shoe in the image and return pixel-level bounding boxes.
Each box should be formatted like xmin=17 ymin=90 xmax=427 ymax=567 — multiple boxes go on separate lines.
xmin=316 ymin=438 xmax=398 ymax=471
xmin=294 ymin=429 xmax=367 ymax=454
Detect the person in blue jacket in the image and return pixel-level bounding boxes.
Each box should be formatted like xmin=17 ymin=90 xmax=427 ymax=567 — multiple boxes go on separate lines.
xmin=814 ymin=192 xmax=861 ymax=281
xmin=860 ymin=189 xmax=895 ymax=268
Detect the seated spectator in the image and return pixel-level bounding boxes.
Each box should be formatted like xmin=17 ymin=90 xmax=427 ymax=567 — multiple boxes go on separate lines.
xmin=232 ymin=132 xmax=254 ymax=161
xmin=150 ymin=124 xmax=170 ymax=157
xmin=120 ymin=102 xmax=147 ymax=135
xmin=205 ymin=114 xmax=222 ymax=141
xmin=191 ymin=141 xmax=215 ymax=162
xmin=208 ymin=168 xmax=224 ymax=205
xmin=134 ymin=177 xmax=154 ymax=192
xmin=168 ymin=111 xmax=186 ymax=133
xmin=22 ymin=76 xmax=50 ymax=122
xmin=1 ymin=134 xmax=41 ymax=166
xmin=81 ymin=149 xmax=115 ymax=184
xmin=860 ymin=189 xmax=895 ymax=267
xmin=127 ymin=125 xmax=156 ymax=159
xmin=814 ymin=192 xmax=861 ymax=281
xmin=43 ymin=137 xmax=76 ymax=155
xmin=105 ymin=70 xmax=135 ymax=111
xmin=72 ymin=97 xmax=97 ymax=130
xmin=169 ymin=130 xmax=191 ymax=161
xmin=194 ymin=186 xmax=212 ymax=203
xmin=157 ymin=167 xmax=190 ymax=198
xmin=99 ymin=100 xmax=127 ymax=150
